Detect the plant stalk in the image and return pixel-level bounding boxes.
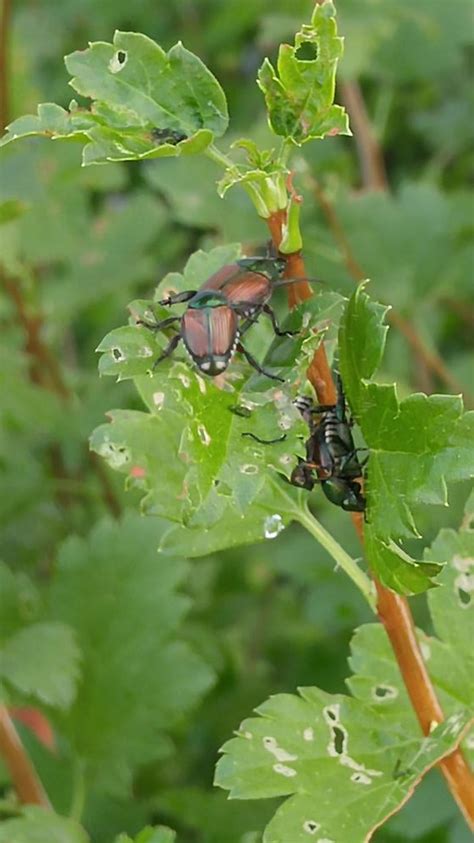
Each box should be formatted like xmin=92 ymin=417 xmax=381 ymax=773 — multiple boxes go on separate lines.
xmin=0 ymin=706 xmax=51 ymax=808
xmin=297 ymin=506 xmax=376 ymax=610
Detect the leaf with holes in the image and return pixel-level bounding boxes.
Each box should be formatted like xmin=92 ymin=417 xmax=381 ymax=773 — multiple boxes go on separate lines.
xmin=215 ymin=689 xmax=469 ymax=843
xmin=216 ymin=500 xmax=474 ymax=843
xmin=1 ymin=33 xmax=228 ymax=164
xmin=92 ymin=246 xmax=345 ymax=552
xmin=339 ymin=283 xmax=474 ymax=594
xmin=257 ymin=0 xmax=351 ymax=144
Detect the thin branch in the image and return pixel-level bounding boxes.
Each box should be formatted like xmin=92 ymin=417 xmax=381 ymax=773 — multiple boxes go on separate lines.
xmin=340 ymin=79 xmax=388 ymax=191
xmin=1 ymin=271 xmax=121 ymax=516
xmin=0 ymin=706 xmax=51 ymax=807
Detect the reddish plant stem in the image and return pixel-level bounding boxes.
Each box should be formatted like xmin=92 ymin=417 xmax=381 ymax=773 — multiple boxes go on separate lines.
xmin=0 ymin=706 xmax=51 ymax=808
xmin=266 ymin=205 xmax=474 ymax=829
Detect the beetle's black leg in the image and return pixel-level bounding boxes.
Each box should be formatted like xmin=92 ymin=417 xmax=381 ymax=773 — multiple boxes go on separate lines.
xmin=242 ymin=432 xmax=287 ymax=444
xmin=237 ymin=342 xmax=284 ymax=382
xmin=157 ymin=290 xmax=197 ymax=307
xmin=262 ymin=304 xmax=299 ymax=337
xmin=152 ymin=333 xmax=182 ymax=369
xmin=137 ymin=315 xmax=181 ymax=332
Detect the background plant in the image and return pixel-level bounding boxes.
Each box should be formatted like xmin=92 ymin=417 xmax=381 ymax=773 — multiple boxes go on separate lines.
xmin=0 ymin=0 xmax=473 ymax=841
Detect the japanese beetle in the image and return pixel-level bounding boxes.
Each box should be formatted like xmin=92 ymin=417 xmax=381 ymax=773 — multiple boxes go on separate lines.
xmin=138 ymin=256 xmax=298 ymax=381
xmin=291 ymin=374 xmax=367 ymax=512
xmin=243 ymin=375 xmax=367 ymax=513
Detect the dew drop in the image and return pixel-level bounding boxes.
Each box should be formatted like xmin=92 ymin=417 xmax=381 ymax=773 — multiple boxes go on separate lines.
xmin=264 ymin=514 xmax=284 ymax=539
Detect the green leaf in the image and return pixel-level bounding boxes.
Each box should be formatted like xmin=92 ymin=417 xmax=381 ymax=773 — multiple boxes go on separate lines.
xmin=114 ymin=827 xmax=176 ymax=843
xmin=217 ymin=513 xmax=474 ymax=843
xmin=1 ymin=622 xmax=81 ymax=708
xmin=339 ymin=283 xmax=474 ymax=593
xmin=257 ymin=1 xmax=351 ymax=144
xmin=92 ymin=249 xmax=345 ymax=553
xmin=47 ymin=513 xmax=215 ymax=794
xmin=1 ymin=33 xmax=228 ymax=164
xmin=0 ymin=806 xmax=89 ymax=843
xmin=215 ymin=690 xmax=468 ymax=843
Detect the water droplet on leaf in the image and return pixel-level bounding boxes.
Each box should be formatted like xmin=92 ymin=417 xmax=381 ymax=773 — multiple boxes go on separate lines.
xmin=264 ymin=514 xmax=284 ymax=539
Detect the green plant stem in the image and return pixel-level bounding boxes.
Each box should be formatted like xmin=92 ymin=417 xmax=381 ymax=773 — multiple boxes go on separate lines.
xmin=205 ymin=143 xmax=237 ymax=171
xmin=297 ymin=505 xmax=376 ymax=611
xmin=69 ymin=759 xmax=86 ymax=822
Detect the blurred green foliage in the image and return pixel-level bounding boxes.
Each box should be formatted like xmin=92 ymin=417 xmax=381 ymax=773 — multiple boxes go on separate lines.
xmin=0 ymin=0 xmax=473 ymax=841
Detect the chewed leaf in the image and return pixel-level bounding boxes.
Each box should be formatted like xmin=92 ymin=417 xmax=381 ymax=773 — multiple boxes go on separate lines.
xmin=1 ymin=33 xmax=228 ymax=164
xmin=215 ymin=688 xmax=469 ymax=843
xmin=340 ymin=283 xmax=474 ymax=593
xmin=257 ymin=1 xmax=351 ymax=144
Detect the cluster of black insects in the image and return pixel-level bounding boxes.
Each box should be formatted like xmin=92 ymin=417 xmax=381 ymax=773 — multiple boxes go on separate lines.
xmin=137 ymin=253 xmax=367 ymax=513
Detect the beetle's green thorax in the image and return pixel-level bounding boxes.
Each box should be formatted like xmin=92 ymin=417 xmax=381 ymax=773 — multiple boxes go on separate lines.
xmin=237 ymin=256 xmax=285 ymax=282
xmin=189 ymin=290 xmax=227 ymax=309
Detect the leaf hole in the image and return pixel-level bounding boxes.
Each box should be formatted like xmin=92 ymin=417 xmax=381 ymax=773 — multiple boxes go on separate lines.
xmin=331 ymin=726 xmax=345 ymax=755
xmin=303 ymin=820 xmax=320 ymax=835
xmin=372 ymin=684 xmax=398 ymax=701
xmin=109 ymin=50 xmax=128 ymax=73
xmin=295 ymin=42 xmax=318 ymax=61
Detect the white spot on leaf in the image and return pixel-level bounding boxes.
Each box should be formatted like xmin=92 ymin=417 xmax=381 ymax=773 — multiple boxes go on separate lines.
xmin=195 ymin=374 xmax=207 ymax=394
xmin=197 ymin=424 xmax=211 ymax=446
xmin=351 ymin=772 xmax=372 ymax=785
xmin=177 ymin=372 xmax=191 ymax=388
xmin=420 ymin=641 xmax=431 ymax=661
xmin=109 ymin=50 xmax=128 ymax=73
xmin=452 ymin=555 xmax=474 ymax=572
xmin=98 ymin=440 xmax=130 ymax=468
xmin=263 ymin=736 xmax=297 ymax=762
xmin=153 ymin=392 xmax=165 ymax=409
xmin=273 ymin=763 xmax=297 ymax=777
xmin=240 ymin=464 xmax=259 ymax=475
xmin=303 ymin=728 xmax=314 ymax=742
xmin=303 ymin=820 xmax=320 ymax=835
xmin=372 ymin=684 xmax=398 ymax=702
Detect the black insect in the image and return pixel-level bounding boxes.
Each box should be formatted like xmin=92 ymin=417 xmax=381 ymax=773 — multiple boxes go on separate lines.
xmin=151 ymin=127 xmax=188 ymax=145
xmin=290 ymin=375 xmax=367 ymax=512
xmin=243 ymin=375 xmax=368 ymax=512
xmin=137 ymin=256 xmax=299 ymax=381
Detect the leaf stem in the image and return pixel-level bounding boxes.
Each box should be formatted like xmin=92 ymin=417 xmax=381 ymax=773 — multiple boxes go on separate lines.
xmin=69 ymin=759 xmax=86 ymax=821
xmin=0 ymin=706 xmax=51 ymax=807
xmin=297 ymin=505 xmax=376 ymax=610
xmin=205 ymin=143 xmax=237 ymax=171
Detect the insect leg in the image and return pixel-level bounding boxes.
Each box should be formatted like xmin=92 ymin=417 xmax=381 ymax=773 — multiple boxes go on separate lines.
xmin=137 ymin=316 xmax=181 ymax=332
xmin=156 ymin=290 xmax=197 ymax=306
xmin=242 ymin=432 xmax=287 ymax=444
xmin=237 ymin=342 xmax=284 ymax=382
xmin=262 ymin=304 xmax=299 ymax=337
xmin=152 ymin=333 xmax=182 ymax=369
